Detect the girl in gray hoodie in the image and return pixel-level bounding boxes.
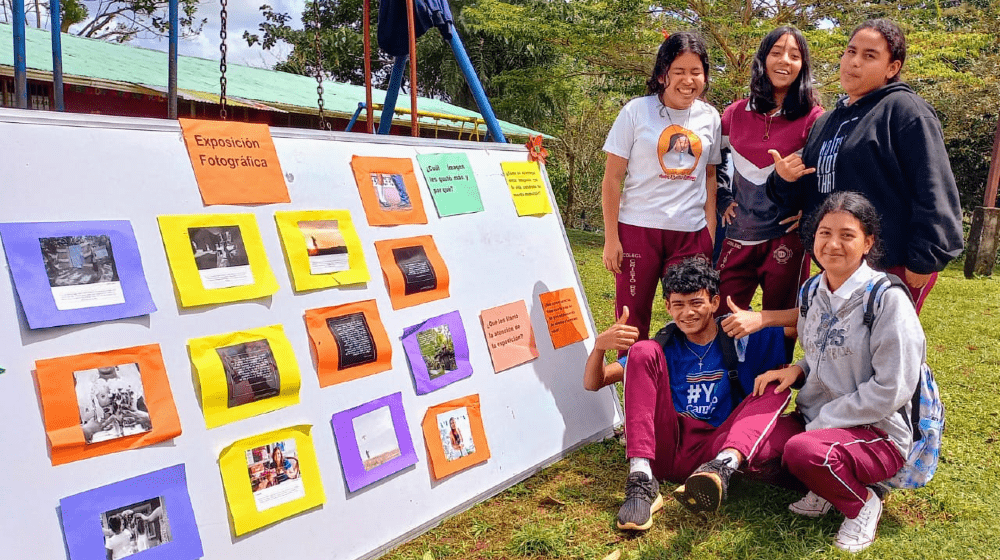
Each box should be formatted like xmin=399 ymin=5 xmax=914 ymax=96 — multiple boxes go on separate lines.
xmin=752 ymin=191 xmax=922 ymax=553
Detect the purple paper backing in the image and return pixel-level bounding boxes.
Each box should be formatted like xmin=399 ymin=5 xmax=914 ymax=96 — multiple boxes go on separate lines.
xmin=330 ymin=392 xmax=418 ymax=492
xmin=0 ymin=221 xmax=156 ymax=329
xmin=401 ymin=310 xmax=473 ymax=394
xmin=59 ymin=464 xmax=203 ymax=560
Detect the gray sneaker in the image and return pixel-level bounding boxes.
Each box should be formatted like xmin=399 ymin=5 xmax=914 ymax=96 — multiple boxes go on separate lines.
xmin=673 ymin=458 xmax=736 ymax=514
xmin=616 ymin=472 xmax=663 ymax=531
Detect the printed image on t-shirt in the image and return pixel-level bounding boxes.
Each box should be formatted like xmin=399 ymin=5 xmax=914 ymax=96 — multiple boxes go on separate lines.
xmin=679 ymin=369 xmax=725 ymax=422
xmin=657 ymin=125 xmax=702 ymax=177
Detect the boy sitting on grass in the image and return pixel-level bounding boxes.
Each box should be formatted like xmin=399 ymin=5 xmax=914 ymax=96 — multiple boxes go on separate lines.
xmin=584 ymin=258 xmax=797 ymax=530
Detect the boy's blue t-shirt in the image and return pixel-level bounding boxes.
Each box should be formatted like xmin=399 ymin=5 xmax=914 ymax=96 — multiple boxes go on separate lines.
xmin=618 ymin=326 xmax=786 ymax=427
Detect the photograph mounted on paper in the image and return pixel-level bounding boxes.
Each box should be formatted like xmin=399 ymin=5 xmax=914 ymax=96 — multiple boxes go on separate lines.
xmin=330 ymin=392 xmax=418 ymax=492
xmin=101 ymin=496 xmax=172 ymax=559
xmin=216 ymin=339 xmax=281 ymax=408
xmin=401 ymin=310 xmax=473 ymax=394
xmin=298 ymin=220 xmax=350 ymax=275
xmin=437 ymin=407 xmax=476 ymax=462
xmin=188 ymin=226 xmax=253 ymax=289
xmin=352 ymin=406 xmax=403 ymax=471
xmin=40 ymin=234 xmax=125 ymax=310
xmin=246 ymin=439 xmax=306 ymax=512
xmin=350 ymin=155 xmax=428 ymax=226
xmin=73 ymin=363 xmax=152 ymax=444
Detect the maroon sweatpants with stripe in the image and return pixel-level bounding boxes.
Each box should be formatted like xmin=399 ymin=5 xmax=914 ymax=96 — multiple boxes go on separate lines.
xmin=623 ymin=340 xmax=798 ymax=484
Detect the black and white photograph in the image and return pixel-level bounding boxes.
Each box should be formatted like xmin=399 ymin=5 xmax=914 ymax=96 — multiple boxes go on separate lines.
xmin=73 ymin=363 xmax=152 ymax=444
xmin=298 ymin=219 xmax=350 ymax=275
xmin=245 ymin=439 xmax=305 ymax=512
xmin=188 ymin=225 xmax=253 ymax=289
xmin=416 ymin=325 xmax=458 ymax=380
xmin=437 ymin=407 xmax=476 ymax=462
xmin=100 ymin=496 xmax=171 ymax=559
xmin=39 ymin=234 xmax=125 ymax=310
xmin=369 ymin=172 xmax=412 ymax=211
xmin=326 ymin=312 xmax=378 ymax=370
xmin=352 ymin=406 xmax=402 ymax=471
xmin=217 ymin=339 xmax=282 ymax=408
xmin=392 ymin=245 xmax=438 ymax=295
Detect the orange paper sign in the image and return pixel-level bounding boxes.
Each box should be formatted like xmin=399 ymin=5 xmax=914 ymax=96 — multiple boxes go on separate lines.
xmin=304 ymin=299 xmax=393 ymax=387
xmin=179 ymin=119 xmax=290 ymax=205
xmin=538 ymin=288 xmax=588 ymax=348
xmin=422 ymin=394 xmax=490 ymax=480
xmin=479 ymin=300 xmax=539 ymax=372
xmin=350 ymin=156 xmax=428 ymax=226
xmin=34 ymin=344 xmax=182 ymax=465
xmin=374 ymin=236 xmax=450 ymax=310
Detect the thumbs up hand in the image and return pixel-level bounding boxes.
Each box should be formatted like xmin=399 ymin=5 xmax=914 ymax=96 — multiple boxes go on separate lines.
xmin=721 ymin=296 xmax=763 ymax=339
xmin=769 ymin=149 xmax=816 ymax=183
xmin=596 ymin=306 xmax=640 ymax=351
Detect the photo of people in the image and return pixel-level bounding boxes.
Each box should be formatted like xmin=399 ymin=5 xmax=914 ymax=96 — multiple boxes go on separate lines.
xmin=662 ymin=131 xmax=698 ymax=171
xmin=392 ymin=245 xmax=438 ymax=295
xmin=73 ymin=363 xmax=152 ymax=444
xmin=217 ymin=339 xmax=281 ymax=408
xmin=417 ymin=324 xmax=457 ymax=379
xmin=39 ymin=234 xmax=125 ymax=310
xmin=100 ymin=496 xmax=171 ymax=559
xmin=187 ymin=225 xmax=253 ymax=289
xmin=326 ymin=312 xmax=378 ymax=369
xmin=370 ymin=172 xmax=412 ymax=211
xmin=298 ymin=220 xmax=350 ymax=275
xmin=245 ymin=439 xmax=305 ymax=511
xmin=352 ymin=406 xmax=403 ymax=471
xmin=437 ymin=407 xmax=475 ymax=462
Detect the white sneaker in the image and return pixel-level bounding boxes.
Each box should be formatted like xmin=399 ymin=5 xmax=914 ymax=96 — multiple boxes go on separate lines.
xmin=834 ymin=490 xmax=883 ymax=553
xmin=789 ymin=491 xmax=832 ymax=517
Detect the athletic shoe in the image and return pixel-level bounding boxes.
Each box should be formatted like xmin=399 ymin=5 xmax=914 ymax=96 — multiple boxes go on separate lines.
xmin=672 ymin=458 xmax=735 ymax=514
xmin=789 ymin=491 xmax=832 ymax=517
xmin=616 ymin=472 xmax=663 ymax=531
xmin=834 ymin=490 xmax=883 ymax=553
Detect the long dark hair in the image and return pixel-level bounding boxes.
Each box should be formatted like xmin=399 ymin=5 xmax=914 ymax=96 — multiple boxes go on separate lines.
xmin=748 ymin=27 xmax=818 ymax=120
xmin=646 ymin=32 xmax=710 ymax=99
xmin=802 ymin=191 xmax=883 ymax=267
xmin=851 ymin=19 xmax=906 ymax=83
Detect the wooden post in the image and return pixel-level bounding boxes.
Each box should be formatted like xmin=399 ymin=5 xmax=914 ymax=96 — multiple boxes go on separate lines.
xmin=964 ymin=117 xmax=1000 ymax=278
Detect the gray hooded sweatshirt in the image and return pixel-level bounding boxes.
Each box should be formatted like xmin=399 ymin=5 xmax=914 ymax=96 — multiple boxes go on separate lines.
xmin=794 ymin=272 xmax=923 ymax=457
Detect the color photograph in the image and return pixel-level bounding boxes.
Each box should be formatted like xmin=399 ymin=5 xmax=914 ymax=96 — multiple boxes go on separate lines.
xmin=100 ymin=496 xmax=172 ymax=559
xmin=417 ymin=324 xmax=457 ymax=380
xmin=370 ymin=172 xmax=413 ymax=211
xmin=437 ymin=407 xmax=475 ymax=462
xmin=352 ymin=405 xmax=403 ymax=471
xmin=298 ymin=219 xmax=349 ymax=275
xmin=246 ymin=439 xmax=305 ymax=512
xmin=73 ymin=363 xmax=152 ymax=444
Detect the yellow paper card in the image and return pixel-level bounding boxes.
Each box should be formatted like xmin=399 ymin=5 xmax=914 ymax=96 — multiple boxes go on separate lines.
xmin=158 ymin=213 xmax=279 ymax=307
xmin=273 ymin=210 xmax=369 ymax=292
xmin=501 ymin=161 xmax=552 ymax=216
xmin=189 ymin=324 xmax=301 ymax=429
xmin=219 ymin=425 xmax=325 ymax=536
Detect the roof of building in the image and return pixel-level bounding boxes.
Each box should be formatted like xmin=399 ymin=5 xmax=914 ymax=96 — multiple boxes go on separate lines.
xmin=0 ymin=23 xmax=542 ymax=138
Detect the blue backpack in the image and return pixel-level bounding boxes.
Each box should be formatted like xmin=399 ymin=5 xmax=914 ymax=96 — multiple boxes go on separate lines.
xmin=799 ymin=273 xmax=944 ymax=489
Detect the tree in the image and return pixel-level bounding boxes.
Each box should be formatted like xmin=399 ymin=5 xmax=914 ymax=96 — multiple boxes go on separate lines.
xmin=0 ymin=0 xmax=205 ymax=42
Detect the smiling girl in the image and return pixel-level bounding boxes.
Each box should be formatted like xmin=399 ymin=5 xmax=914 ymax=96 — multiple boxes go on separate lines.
xmin=752 ymin=191 xmax=924 ymax=553
xmin=716 ymin=27 xmax=823 ymax=318
xmin=602 ymin=32 xmax=722 ymax=348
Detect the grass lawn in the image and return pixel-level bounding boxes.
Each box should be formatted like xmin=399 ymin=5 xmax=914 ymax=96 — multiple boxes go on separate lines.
xmin=385 ymin=229 xmax=1000 ymax=560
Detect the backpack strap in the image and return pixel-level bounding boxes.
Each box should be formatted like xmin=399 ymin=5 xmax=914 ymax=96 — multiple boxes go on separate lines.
xmin=799 ymin=274 xmax=823 ymax=319
xmin=651 ymin=322 xmax=680 ymax=348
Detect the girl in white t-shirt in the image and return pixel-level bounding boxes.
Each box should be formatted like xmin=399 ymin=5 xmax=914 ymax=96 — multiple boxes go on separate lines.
xmin=602 ymin=31 xmax=722 ymax=348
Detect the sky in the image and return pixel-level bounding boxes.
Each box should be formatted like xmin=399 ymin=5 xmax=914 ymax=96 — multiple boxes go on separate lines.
xmin=8 ymin=0 xmax=307 ymax=69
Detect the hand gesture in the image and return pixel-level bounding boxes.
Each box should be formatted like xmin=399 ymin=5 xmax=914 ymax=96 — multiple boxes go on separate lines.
xmin=721 ymin=297 xmax=763 ymax=339
xmin=779 ymin=210 xmax=803 ymax=233
xmin=753 ymin=365 xmax=803 ymax=396
xmin=769 ymin=149 xmax=816 ymax=183
xmin=596 ymin=306 xmax=639 ymax=352
xmin=603 ymin=238 xmax=623 ymax=274
xmin=721 ymin=202 xmax=738 ymax=226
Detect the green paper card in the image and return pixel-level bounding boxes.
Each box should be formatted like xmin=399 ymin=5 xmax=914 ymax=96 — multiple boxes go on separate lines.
xmin=416 ymin=153 xmax=484 ymax=217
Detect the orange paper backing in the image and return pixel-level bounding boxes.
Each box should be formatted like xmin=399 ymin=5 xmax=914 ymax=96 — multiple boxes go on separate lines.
xmin=350 ymin=155 xmax=428 ymax=226
xmin=539 ymin=288 xmax=588 ymax=348
xmin=422 ymin=394 xmax=490 ymax=479
xmin=304 ymin=299 xmax=393 ymax=387
xmin=179 ymin=119 xmax=290 ymax=205
xmin=374 ymin=235 xmax=450 ymax=310
xmin=34 ymin=344 xmax=182 ymax=466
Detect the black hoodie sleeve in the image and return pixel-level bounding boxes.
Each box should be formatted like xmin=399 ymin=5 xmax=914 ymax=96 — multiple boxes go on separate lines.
xmin=716 ymin=146 xmax=734 ymax=210
xmin=896 ymin=111 xmax=964 ymax=273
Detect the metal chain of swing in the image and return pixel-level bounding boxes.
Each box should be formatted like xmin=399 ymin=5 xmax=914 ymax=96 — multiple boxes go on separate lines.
xmin=312 ymin=1 xmax=331 ymax=130
xmin=219 ymin=0 xmax=229 ymax=120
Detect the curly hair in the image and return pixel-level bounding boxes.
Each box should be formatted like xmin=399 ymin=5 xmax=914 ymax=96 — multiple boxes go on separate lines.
xmin=661 ymin=257 xmax=719 ymax=298
xmin=747 ymin=26 xmax=819 ymax=120
xmin=645 ymin=32 xmax=710 ymax=99
xmin=801 ymin=191 xmax=884 ymax=267
xmin=851 ymin=19 xmax=906 ymax=83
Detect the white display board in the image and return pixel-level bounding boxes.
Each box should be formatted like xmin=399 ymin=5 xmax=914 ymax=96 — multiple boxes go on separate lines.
xmin=0 ymin=108 xmax=622 ymax=560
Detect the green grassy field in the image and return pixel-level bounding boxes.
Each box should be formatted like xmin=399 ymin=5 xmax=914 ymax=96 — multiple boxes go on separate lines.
xmin=385 ymin=229 xmax=1000 ymax=560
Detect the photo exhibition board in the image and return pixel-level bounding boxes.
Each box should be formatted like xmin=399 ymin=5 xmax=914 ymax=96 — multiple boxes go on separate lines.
xmin=0 ymin=108 xmax=622 ymax=560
